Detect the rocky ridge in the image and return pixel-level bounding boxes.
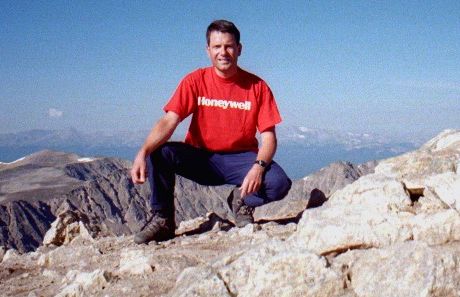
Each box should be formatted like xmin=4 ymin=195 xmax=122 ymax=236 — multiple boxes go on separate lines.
xmin=0 ymin=149 xmax=370 ymax=253
xmin=1 ymin=130 xmax=459 ymax=296
xmin=0 ymin=151 xmax=152 ymax=252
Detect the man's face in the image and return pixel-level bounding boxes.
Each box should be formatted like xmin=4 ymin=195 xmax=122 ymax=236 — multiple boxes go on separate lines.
xmin=207 ymin=31 xmax=242 ymax=78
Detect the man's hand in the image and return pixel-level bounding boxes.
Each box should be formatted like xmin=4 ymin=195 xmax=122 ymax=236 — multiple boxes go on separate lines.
xmin=131 ymin=152 xmax=147 ymax=184
xmin=240 ymin=164 xmax=264 ymax=197
xmin=239 ymin=127 xmax=277 ymax=198
xmin=130 ymin=111 xmax=181 ymax=185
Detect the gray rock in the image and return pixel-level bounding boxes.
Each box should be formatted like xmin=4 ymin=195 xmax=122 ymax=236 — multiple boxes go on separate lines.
xmin=0 ymin=245 xmax=5 ymax=262
xmin=42 ymin=210 xmax=95 ymax=246
xmin=118 ymin=248 xmax=154 ymax=275
xmin=0 ymin=200 xmax=55 ymax=252
xmin=172 ymin=239 xmax=346 ymax=297
xmin=168 ymin=266 xmax=233 ymax=297
xmin=175 ymin=212 xmax=231 ymax=236
xmin=174 ymin=177 xmax=234 ymax=222
xmin=285 ymin=161 xmax=376 ymax=202
xmin=254 ymin=160 xmax=377 ymax=222
xmin=291 ymin=204 xmax=414 ymax=255
xmin=253 ymin=199 xmax=308 ymax=222
xmin=0 ymin=149 xmax=378 ymax=253
xmin=2 ymin=248 xmax=20 ymax=262
xmin=0 ymin=150 xmax=152 ymax=252
xmin=334 ymin=241 xmax=460 ymax=297
xmin=56 ymin=269 xmax=112 ymax=297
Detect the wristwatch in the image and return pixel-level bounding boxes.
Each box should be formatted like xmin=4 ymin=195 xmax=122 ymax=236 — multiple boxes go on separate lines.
xmin=254 ymin=160 xmax=268 ymax=168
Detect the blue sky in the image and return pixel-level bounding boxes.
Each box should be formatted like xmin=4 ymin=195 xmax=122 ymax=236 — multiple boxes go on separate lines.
xmin=1 ymin=1 xmax=459 ymax=141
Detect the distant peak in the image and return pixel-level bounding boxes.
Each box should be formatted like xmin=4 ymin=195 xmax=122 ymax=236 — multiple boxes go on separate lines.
xmin=12 ymin=150 xmax=84 ymax=167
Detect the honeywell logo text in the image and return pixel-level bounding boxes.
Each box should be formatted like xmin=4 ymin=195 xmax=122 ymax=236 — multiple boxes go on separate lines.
xmin=198 ymin=96 xmax=251 ymax=111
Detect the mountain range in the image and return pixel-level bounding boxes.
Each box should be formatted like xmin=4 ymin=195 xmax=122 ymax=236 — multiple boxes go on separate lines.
xmin=0 ymin=127 xmax=421 ymax=179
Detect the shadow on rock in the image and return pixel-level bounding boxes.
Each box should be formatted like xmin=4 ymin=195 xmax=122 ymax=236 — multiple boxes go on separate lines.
xmin=175 ymin=212 xmax=234 ymax=236
xmin=306 ymin=188 xmax=327 ymax=209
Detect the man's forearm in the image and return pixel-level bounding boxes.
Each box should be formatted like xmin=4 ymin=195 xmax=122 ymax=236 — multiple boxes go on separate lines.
xmin=131 ymin=112 xmax=180 ymax=184
xmin=239 ymin=127 xmax=277 ymax=197
xmin=256 ymin=127 xmax=277 ymax=165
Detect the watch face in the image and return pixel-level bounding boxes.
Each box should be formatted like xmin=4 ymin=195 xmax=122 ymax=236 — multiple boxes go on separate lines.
xmin=255 ymin=160 xmax=267 ymax=167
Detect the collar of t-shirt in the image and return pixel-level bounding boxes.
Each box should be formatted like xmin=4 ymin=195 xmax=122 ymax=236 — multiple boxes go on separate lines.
xmin=211 ymin=67 xmax=240 ymax=84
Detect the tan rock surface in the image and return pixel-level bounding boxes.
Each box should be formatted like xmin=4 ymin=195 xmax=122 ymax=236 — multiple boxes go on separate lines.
xmin=0 ymin=222 xmax=297 ymax=297
xmin=333 ymin=241 xmax=460 ymax=297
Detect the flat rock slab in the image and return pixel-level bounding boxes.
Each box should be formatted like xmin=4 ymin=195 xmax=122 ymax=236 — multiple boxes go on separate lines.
xmin=253 ymin=199 xmax=308 ymax=222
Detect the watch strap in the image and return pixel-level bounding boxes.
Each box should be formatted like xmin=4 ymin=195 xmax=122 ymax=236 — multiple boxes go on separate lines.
xmin=254 ymin=160 xmax=267 ymax=168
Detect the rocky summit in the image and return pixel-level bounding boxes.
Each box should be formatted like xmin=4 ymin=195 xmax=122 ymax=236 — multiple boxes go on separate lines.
xmin=0 ymin=148 xmax=370 ymax=253
xmin=1 ymin=130 xmax=460 ymax=297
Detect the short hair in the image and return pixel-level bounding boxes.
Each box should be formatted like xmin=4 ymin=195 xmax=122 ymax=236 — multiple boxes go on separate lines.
xmin=206 ymin=20 xmax=240 ymax=45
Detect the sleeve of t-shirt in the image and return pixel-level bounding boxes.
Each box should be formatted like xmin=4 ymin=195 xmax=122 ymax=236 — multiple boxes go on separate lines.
xmin=257 ymin=82 xmax=282 ymax=132
xmin=163 ymin=74 xmax=197 ymax=121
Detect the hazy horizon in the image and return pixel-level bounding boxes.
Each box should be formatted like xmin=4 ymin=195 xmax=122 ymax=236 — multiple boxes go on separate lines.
xmin=0 ymin=125 xmax=427 ymax=179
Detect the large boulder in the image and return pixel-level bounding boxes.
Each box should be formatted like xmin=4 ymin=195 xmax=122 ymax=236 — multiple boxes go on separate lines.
xmin=334 ymin=241 xmax=460 ymax=297
xmin=253 ymin=160 xmax=377 ymax=222
xmin=170 ymin=239 xmax=346 ymax=297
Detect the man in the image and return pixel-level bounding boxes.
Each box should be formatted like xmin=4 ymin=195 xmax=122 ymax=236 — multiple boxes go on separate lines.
xmin=131 ymin=20 xmax=291 ymax=244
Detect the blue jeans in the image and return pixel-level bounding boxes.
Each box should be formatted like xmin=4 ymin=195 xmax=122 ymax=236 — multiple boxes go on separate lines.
xmin=147 ymin=142 xmax=292 ymax=215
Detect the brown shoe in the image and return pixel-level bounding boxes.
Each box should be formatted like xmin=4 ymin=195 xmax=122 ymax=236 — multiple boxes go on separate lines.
xmin=134 ymin=211 xmax=175 ymax=244
xmin=227 ymin=188 xmax=254 ymax=228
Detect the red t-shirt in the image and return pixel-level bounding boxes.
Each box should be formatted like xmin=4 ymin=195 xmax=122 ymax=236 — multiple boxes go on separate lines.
xmin=164 ymin=67 xmax=282 ymax=152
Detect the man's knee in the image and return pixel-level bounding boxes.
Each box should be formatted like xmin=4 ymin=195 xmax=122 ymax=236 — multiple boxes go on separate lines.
xmin=264 ymin=167 xmax=292 ymax=202
xmin=271 ymin=176 xmax=292 ymax=201
xmin=151 ymin=142 xmax=182 ymax=164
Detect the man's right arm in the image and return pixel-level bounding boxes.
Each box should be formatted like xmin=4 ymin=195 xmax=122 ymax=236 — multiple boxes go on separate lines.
xmin=131 ymin=111 xmax=181 ymax=184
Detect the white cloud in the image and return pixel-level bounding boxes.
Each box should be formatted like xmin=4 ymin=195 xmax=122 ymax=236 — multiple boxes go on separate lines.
xmin=48 ymin=108 xmax=63 ymax=118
